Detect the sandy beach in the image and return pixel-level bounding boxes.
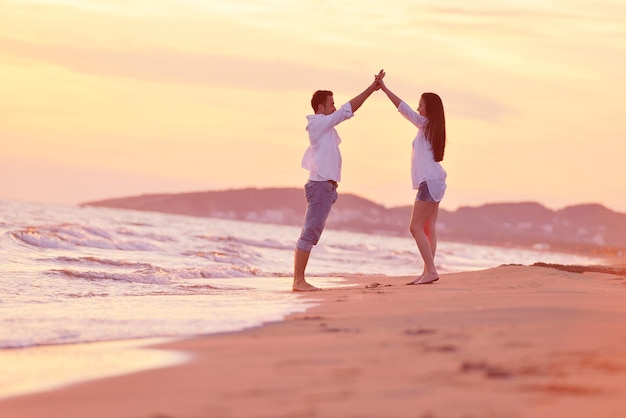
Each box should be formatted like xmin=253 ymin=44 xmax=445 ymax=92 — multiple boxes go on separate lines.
xmin=1 ymin=264 xmax=625 ymax=418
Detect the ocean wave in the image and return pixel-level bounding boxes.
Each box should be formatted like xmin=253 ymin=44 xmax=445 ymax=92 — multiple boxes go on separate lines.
xmin=174 ymin=266 xmax=265 ymax=278
xmin=51 ymin=263 xmax=268 ymax=284
xmin=201 ymin=235 xmax=294 ymax=251
xmin=183 ymin=250 xmax=257 ymax=266
xmin=116 ymin=227 xmax=177 ymax=243
xmin=11 ymin=224 xmax=162 ymax=251
xmin=51 ymin=256 xmax=154 ymax=269
xmin=54 ymin=268 xmax=173 ymax=285
xmin=12 ymin=227 xmax=75 ymax=250
xmin=60 ymin=285 xmax=224 ymax=298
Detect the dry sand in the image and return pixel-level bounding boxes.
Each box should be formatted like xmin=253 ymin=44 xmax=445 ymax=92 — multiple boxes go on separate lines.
xmin=1 ymin=264 xmax=625 ymax=418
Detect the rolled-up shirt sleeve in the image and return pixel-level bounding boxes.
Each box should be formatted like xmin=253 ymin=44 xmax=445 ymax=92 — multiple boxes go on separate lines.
xmin=398 ymin=101 xmax=428 ymax=129
xmin=307 ymin=103 xmax=354 ymax=144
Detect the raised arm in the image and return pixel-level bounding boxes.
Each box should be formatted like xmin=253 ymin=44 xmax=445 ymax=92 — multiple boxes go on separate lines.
xmin=349 ymin=70 xmax=383 ymax=112
xmin=376 ymin=70 xmax=403 ymax=109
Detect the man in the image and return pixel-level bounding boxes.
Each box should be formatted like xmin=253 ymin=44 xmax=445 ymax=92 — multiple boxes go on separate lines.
xmin=293 ymin=71 xmax=382 ymax=291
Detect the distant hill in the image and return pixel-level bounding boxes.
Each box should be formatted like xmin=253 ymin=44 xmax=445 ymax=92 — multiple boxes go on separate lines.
xmin=436 ymin=202 xmax=626 ymax=256
xmin=82 ymin=188 xmax=626 ymax=257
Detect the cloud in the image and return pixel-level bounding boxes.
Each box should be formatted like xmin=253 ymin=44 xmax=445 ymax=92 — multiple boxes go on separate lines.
xmin=0 ymin=36 xmax=512 ymax=122
xmin=0 ymin=36 xmax=332 ymax=88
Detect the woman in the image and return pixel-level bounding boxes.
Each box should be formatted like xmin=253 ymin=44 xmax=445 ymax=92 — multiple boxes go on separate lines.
xmin=376 ymin=71 xmax=447 ymax=285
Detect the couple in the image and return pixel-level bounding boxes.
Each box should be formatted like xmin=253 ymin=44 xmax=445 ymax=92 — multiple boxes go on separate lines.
xmin=293 ymin=69 xmax=447 ymax=292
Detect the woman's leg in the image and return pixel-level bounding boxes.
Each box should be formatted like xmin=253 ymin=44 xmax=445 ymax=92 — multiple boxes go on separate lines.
xmin=408 ymin=200 xmax=439 ymax=285
xmin=426 ymin=203 xmax=439 ymax=253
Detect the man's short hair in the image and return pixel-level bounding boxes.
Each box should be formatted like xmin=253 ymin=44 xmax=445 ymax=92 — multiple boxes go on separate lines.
xmin=311 ymin=90 xmax=333 ymax=112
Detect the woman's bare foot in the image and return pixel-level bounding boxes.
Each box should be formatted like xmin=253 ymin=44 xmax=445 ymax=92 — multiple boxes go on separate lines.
xmin=417 ymin=272 xmax=439 ymax=284
xmin=292 ymin=281 xmax=321 ymax=292
xmin=406 ymin=273 xmax=424 ymax=285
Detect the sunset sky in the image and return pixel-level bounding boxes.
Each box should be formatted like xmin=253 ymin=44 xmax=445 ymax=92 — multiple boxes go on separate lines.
xmin=1 ymin=0 xmax=625 ymax=212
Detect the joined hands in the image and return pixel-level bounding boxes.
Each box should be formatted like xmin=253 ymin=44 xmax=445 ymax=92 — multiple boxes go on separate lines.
xmin=373 ymin=69 xmax=386 ymax=91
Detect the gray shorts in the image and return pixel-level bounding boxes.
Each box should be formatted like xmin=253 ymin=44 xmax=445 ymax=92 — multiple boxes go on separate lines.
xmin=416 ymin=181 xmax=437 ymax=202
xmin=296 ymin=180 xmax=338 ymax=252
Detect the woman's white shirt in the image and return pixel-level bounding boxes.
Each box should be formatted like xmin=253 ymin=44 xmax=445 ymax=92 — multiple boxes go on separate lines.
xmin=398 ymin=101 xmax=447 ymax=201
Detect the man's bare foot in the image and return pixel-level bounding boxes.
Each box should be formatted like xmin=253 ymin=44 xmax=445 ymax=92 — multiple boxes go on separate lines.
xmin=292 ymin=281 xmax=321 ymax=292
xmin=417 ymin=272 xmax=439 ymax=285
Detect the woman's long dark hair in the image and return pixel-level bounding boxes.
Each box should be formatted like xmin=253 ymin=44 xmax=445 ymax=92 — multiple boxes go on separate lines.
xmin=422 ymin=92 xmax=446 ymax=162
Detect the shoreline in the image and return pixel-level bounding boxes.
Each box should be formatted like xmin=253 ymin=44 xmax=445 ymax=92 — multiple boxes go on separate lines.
xmin=1 ymin=264 xmax=626 ymax=417
xmin=0 ymin=337 xmax=189 ymax=401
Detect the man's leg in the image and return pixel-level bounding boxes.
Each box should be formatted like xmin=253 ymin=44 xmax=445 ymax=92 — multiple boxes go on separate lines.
xmin=293 ymin=248 xmax=318 ymax=291
xmin=293 ymin=181 xmax=337 ymax=291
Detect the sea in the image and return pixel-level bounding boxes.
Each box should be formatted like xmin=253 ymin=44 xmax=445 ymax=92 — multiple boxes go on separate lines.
xmin=0 ymin=198 xmax=604 ymax=398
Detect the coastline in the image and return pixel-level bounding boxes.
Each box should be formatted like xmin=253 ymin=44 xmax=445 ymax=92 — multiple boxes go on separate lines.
xmin=1 ymin=264 xmax=626 ymax=418
xmin=0 ymin=338 xmax=188 ymax=401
